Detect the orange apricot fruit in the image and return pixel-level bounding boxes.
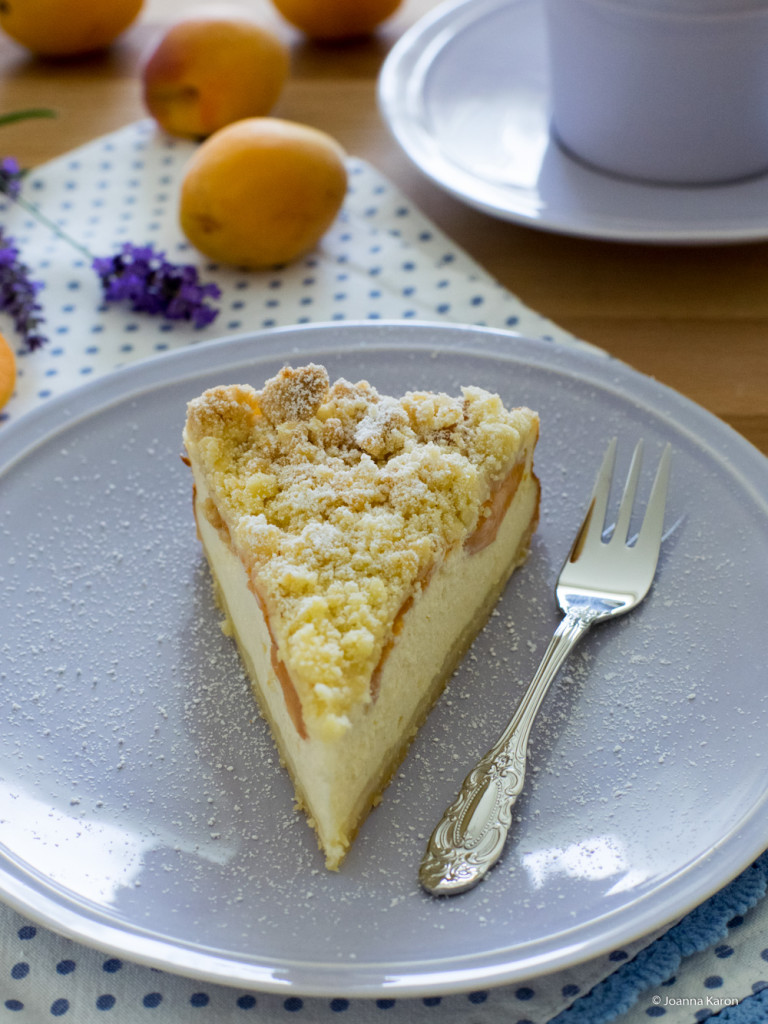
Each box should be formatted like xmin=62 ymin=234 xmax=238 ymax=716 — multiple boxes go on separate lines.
xmin=142 ymin=8 xmax=290 ymax=139
xmin=0 ymin=331 xmax=17 ymax=412
xmin=270 ymin=0 xmax=403 ymax=40
xmin=0 ymin=0 xmax=143 ymax=56
xmin=179 ymin=117 xmax=348 ymax=269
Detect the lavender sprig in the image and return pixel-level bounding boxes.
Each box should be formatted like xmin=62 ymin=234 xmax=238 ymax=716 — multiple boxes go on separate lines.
xmin=0 ymin=157 xmax=24 ymax=201
xmin=0 ymin=225 xmax=47 ymax=351
xmin=0 ymin=148 xmax=221 ymax=348
xmin=93 ymin=244 xmax=220 ymax=328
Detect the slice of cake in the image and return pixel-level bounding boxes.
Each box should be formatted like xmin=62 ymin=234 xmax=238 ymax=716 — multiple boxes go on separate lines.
xmin=183 ymin=363 xmax=540 ymax=869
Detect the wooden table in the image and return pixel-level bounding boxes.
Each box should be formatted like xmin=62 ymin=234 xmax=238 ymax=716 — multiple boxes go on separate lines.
xmin=2 ymin=0 xmax=766 ymax=454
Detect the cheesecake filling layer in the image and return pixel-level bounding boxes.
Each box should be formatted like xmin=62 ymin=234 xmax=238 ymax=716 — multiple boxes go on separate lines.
xmin=191 ymin=457 xmax=539 ymax=868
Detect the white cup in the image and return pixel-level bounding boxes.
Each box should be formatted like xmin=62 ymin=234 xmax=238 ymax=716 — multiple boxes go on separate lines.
xmin=542 ymin=0 xmax=768 ymax=184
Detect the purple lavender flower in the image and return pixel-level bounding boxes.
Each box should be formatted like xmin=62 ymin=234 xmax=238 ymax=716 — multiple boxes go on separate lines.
xmin=0 ymin=226 xmax=47 ymax=351
xmin=93 ymin=243 xmax=220 ymax=328
xmin=0 ymin=157 xmax=24 ymax=201
xmin=2 ymin=149 xmax=221 ymax=348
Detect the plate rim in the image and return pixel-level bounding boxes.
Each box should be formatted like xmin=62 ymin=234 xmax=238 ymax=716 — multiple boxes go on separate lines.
xmin=1 ymin=319 xmax=767 ymax=997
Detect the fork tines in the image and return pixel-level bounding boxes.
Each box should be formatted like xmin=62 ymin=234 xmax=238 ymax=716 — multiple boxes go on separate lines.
xmin=588 ymin=438 xmax=672 ymax=554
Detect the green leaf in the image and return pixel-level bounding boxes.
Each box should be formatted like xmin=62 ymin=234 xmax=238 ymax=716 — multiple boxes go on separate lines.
xmin=0 ymin=109 xmax=57 ymax=127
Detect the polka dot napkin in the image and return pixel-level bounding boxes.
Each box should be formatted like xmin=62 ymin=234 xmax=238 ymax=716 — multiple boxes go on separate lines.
xmin=1 ymin=120 xmax=766 ymax=1023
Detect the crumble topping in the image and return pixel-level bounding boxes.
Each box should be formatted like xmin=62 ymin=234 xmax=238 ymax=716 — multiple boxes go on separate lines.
xmin=259 ymin=363 xmax=329 ymax=424
xmin=184 ymin=364 xmax=538 ymax=738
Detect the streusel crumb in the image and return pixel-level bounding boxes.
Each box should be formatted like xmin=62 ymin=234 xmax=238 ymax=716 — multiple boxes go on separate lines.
xmin=259 ymin=363 xmax=330 ymax=424
xmin=184 ymin=365 xmax=538 ymax=737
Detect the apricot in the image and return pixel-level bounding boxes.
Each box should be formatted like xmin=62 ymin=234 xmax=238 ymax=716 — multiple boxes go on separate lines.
xmin=142 ymin=8 xmax=290 ymax=139
xmin=0 ymin=0 xmax=143 ymax=56
xmin=270 ymin=0 xmax=402 ymax=40
xmin=0 ymin=331 xmax=17 ymax=412
xmin=179 ymin=117 xmax=348 ymax=269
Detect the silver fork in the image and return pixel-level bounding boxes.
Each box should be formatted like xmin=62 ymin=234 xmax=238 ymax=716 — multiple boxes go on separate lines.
xmin=419 ymin=438 xmax=672 ymax=896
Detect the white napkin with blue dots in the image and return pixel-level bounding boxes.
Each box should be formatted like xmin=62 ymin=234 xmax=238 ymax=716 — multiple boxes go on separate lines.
xmin=1 ymin=120 xmax=766 ymax=1024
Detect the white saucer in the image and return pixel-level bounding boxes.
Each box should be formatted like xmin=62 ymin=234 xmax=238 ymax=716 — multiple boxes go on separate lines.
xmin=378 ymin=0 xmax=768 ymax=244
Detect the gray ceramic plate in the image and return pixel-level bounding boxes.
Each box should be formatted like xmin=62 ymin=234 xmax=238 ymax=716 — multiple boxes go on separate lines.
xmin=1 ymin=322 xmax=766 ymax=996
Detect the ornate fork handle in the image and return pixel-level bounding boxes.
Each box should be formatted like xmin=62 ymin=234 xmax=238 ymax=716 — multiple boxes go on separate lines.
xmin=419 ymin=608 xmax=597 ymax=896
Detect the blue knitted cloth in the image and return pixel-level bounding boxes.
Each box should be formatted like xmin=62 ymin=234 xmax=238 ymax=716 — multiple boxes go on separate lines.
xmin=555 ymin=850 xmax=768 ymax=1023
